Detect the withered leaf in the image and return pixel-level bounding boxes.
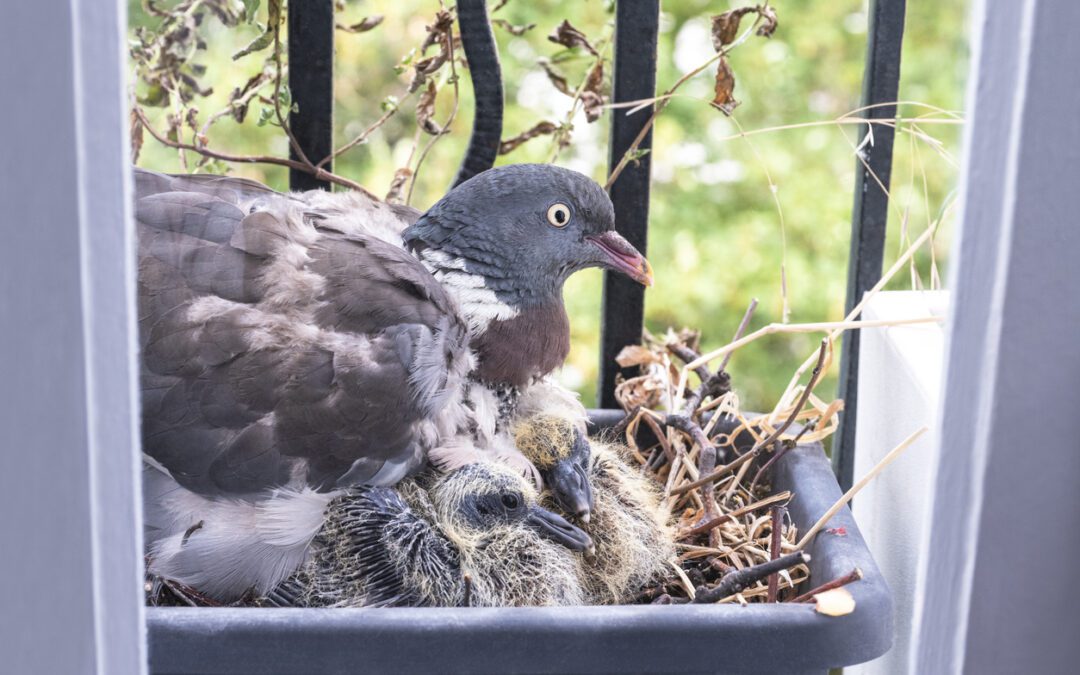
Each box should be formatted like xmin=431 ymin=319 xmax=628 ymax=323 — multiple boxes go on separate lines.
xmin=712 ymin=56 xmax=739 ymax=115
xmin=756 ymin=5 xmax=779 ymax=38
xmin=184 ymin=106 xmax=200 ymax=132
xmin=581 ymin=60 xmax=606 ymax=122
xmin=385 ymin=167 xmax=413 ymax=204
xmin=129 ymin=108 xmax=144 ymax=163
xmin=492 ymin=18 xmax=536 ymax=36
xmin=336 ymin=16 xmax=384 ymax=34
xmin=416 ymin=80 xmax=442 ymax=135
xmin=616 ymin=345 xmax=661 ymax=368
xmin=813 ymin=587 xmax=856 ymax=617
xmin=421 ymin=10 xmax=455 ymax=52
xmin=410 ymin=10 xmax=454 ymax=92
xmin=711 ymin=8 xmax=755 ymax=50
xmin=499 ymin=121 xmax=559 ymax=155
xmin=548 ymin=19 xmax=598 ymax=56
xmin=711 ymin=5 xmax=779 ymax=49
xmin=540 ymin=60 xmax=573 ymax=97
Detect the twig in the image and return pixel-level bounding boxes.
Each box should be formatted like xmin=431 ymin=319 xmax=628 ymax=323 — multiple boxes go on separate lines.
xmin=678 ymin=491 xmax=791 ymax=539
xmin=408 ymin=22 xmax=461 ymax=205
xmin=316 ymin=92 xmax=413 ymax=169
xmin=671 ymin=341 xmax=828 ymax=499
xmin=766 ymin=505 xmax=786 ymax=602
xmin=132 ymin=107 xmax=374 ymax=195
xmin=605 ymin=14 xmax=765 ymax=189
xmin=795 ymin=427 xmax=927 ymax=551
xmin=748 ymin=421 xmax=817 ymax=495
xmin=462 ymin=573 xmax=472 ymax=607
xmin=790 ymin=568 xmax=863 ymax=603
xmin=721 ymin=299 xmax=759 ymax=371
xmin=666 ymin=342 xmax=711 ymax=382
xmin=270 ymin=15 xmax=315 ymax=170
xmin=640 ymin=412 xmax=674 ymax=463
xmin=685 ymin=316 xmax=939 ymax=372
xmin=692 ymin=551 xmax=809 ymax=604
xmin=773 ymin=217 xmax=950 ymax=411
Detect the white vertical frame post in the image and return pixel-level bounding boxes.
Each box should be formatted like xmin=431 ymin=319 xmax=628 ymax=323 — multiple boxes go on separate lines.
xmin=0 ymin=0 xmax=145 ymax=673
xmin=911 ymin=0 xmax=1080 ymax=672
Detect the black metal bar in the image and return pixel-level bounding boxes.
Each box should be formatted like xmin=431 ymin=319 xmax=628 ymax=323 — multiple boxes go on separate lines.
xmin=452 ymin=0 xmax=503 ymax=187
xmin=287 ymin=0 xmax=335 ymax=192
xmin=598 ymin=0 xmax=659 ymax=409
xmin=833 ymin=0 xmax=906 ymax=491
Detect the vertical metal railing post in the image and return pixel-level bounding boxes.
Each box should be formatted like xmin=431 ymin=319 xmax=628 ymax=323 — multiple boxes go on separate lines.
xmin=833 ymin=0 xmax=906 ymax=491
xmin=599 ymin=0 xmax=660 ymax=409
xmin=288 ymin=0 xmax=335 ymax=192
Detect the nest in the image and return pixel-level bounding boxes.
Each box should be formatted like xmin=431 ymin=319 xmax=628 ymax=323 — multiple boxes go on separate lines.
xmin=607 ymin=326 xmax=854 ymax=606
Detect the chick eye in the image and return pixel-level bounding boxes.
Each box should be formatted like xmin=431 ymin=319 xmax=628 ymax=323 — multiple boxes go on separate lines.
xmin=546 ymin=203 xmax=571 ymax=228
xmin=501 ymin=493 xmax=521 ymax=509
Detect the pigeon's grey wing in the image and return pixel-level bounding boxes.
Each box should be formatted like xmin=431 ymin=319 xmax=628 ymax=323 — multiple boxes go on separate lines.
xmin=136 ymin=174 xmax=471 ymax=496
xmin=134 ymin=168 xmax=279 ymax=214
xmin=267 ymin=487 xmax=462 ymax=608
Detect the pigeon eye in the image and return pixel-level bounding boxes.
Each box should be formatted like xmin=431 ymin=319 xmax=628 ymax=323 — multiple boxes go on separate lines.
xmin=501 ymin=493 xmax=521 ymax=509
xmin=546 ymin=203 xmax=571 ymax=228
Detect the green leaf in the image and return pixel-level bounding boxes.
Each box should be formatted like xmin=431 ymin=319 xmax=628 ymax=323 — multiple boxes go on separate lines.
xmin=137 ymin=84 xmax=169 ymax=107
xmin=233 ymin=0 xmax=280 ymax=61
xmin=233 ymin=29 xmax=274 ymax=60
xmin=256 ymin=107 xmax=274 ymax=127
xmin=242 ymin=0 xmax=260 ymax=24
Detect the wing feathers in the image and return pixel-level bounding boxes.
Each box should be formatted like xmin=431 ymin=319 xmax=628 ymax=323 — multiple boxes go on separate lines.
xmin=136 ymin=170 xmax=471 ymax=495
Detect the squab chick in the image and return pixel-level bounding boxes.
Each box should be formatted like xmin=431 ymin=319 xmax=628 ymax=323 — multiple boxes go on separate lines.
xmin=265 ymin=462 xmax=592 ymax=607
xmin=514 ymin=415 xmax=675 ymax=604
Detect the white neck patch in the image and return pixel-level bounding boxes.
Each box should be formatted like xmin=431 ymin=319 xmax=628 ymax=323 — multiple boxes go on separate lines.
xmin=419 ymin=249 xmax=519 ymax=334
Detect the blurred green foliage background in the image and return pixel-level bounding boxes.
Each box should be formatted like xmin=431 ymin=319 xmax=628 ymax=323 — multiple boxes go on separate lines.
xmin=130 ymin=0 xmax=968 ymax=411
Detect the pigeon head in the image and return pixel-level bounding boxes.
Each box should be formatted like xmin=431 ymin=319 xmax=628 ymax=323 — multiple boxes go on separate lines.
xmin=404 ymin=164 xmax=653 ymax=387
xmin=434 ymin=462 xmax=593 ymax=553
xmin=404 ymin=164 xmax=652 ymax=306
xmin=513 ymin=415 xmax=593 ymax=524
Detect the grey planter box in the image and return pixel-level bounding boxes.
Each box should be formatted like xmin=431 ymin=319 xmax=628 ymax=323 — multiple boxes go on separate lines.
xmin=147 ymin=410 xmax=893 ymax=674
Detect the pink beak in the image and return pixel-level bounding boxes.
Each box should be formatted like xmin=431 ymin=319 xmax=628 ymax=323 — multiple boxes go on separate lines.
xmin=586 ymin=231 xmax=654 ymax=287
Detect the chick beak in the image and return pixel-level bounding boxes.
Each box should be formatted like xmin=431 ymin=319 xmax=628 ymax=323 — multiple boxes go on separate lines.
xmin=548 ymin=460 xmax=593 ymax=525
xmin=527 ymin=507 xmax=594 ymax=553
xmin=586 ymin=231 xmax=654 ymax=287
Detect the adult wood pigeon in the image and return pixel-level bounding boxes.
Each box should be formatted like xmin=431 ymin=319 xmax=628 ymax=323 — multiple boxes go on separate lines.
xmin=138 ymin=164 xmax=651 ymax=595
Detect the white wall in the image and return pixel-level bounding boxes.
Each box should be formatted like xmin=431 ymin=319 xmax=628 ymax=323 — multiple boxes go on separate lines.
xmin=847 ymin=291 xmax=946 ymax=675
xmin=912 ymin=1 xmax=1080 ymax=672
xmin=0 ymin=0 xmax=146 ymax=673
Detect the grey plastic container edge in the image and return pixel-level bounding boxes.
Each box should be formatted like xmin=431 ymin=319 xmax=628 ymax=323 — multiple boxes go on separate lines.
xmin=147 ymin=410 xmax=893 ymax=674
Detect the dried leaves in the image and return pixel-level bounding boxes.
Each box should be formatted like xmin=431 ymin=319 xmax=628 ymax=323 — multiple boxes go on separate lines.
xmin=500 ymin=18 xmax=609 ymax=157
xmin=548 ymin=19 xmax=599 ymax=56
xmin=492 ymin=18 xmax=536 ymax=37
xmin=580 ymin=61 xmax=606 ymax=122
xmin=416 ymin=81 xmax=442 ymax=135
xmin=707 ymin=4 xmax=780 ymax=116
xmin=711 ymin=5 xmax=779 ymax=49
xmin=813 ymin=588 xmax=856 ymax=616
xmin=408 ymin=9 xmax=455 ymax=92
xmin=129 ymin=108 xmax=145 ymax=163
xmin=615 ymin=327 xmax=845 ymax=606
xmin=498 ymin=121 xmax=559 ymax=155
xmin=546 ymin=20 xmax=606 ymax=121
xmin=384 ymin=167 xmax=412 ymax=204
xmin=336 ymin=16 xmax=384 ymax=34
xmin=712 ymin=57 xmax=739 ymax=115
